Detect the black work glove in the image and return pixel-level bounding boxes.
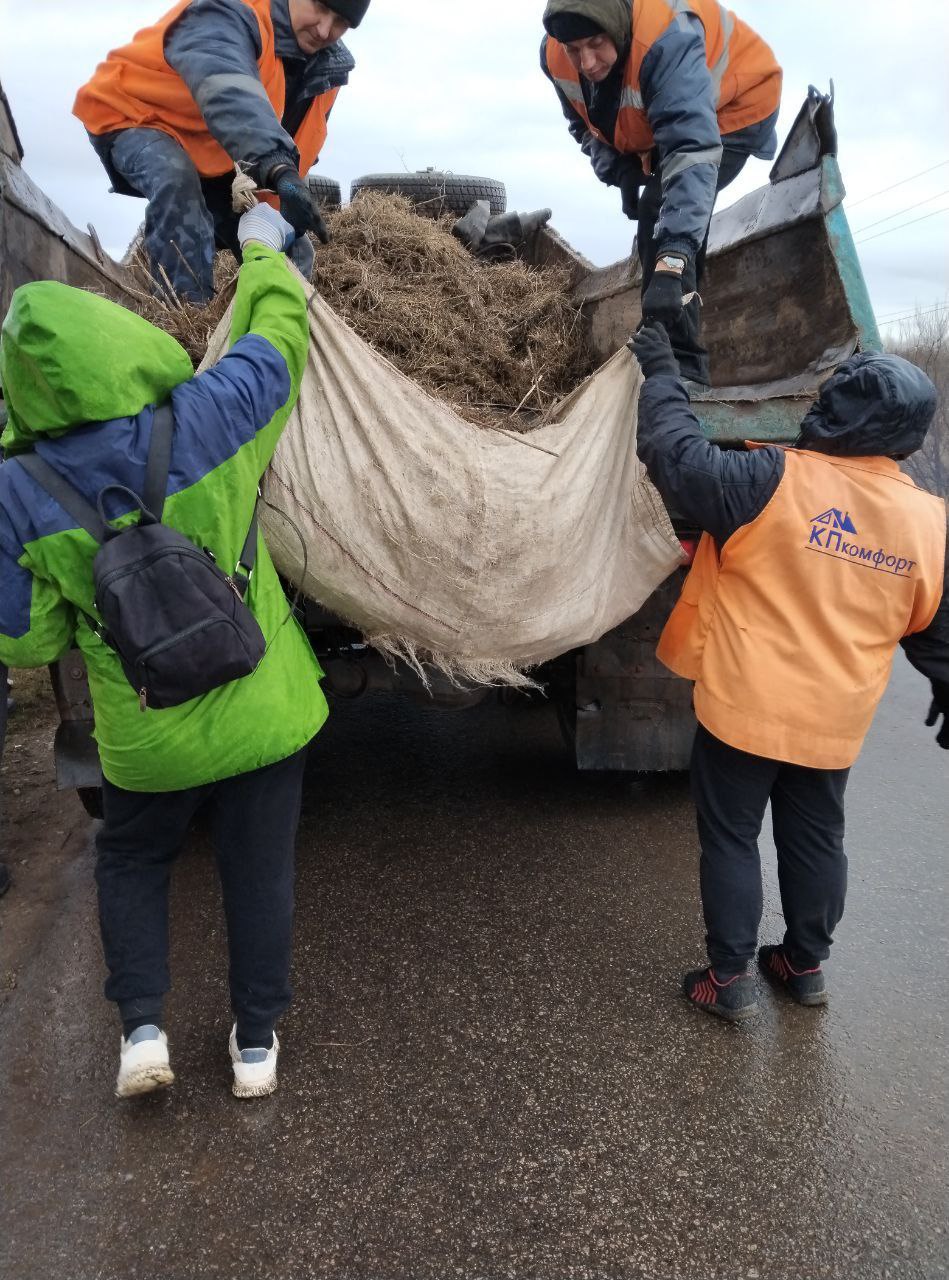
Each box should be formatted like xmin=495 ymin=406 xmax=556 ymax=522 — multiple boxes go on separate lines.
xmin=273 ymin=167 xmax=330 ymax=245
xmin=586 ymin=138 xmax=621 ymax=186
xmin=629 ymin=321 xmax=679 ymax=379
xmin=613 ymin=155 xmax=644 ymax=219
xmin=925 ymin=679 xmax=949 ymax=749
xmin=619 ymin=169 xmax=641 ymax=220
xmin=642 ymin=267 xmax=686 ymax=327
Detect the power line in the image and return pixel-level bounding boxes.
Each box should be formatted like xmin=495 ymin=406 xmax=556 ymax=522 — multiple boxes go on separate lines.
xmin=847 ymin=159 xmax=949 ymax=209
xmin=876 ymin=300 xmax=949 ymax=322
xmin=855 ymin=206 xmax=949 ymax=245
xmin=878 ymin=304 xmax=949 ymax=325
xmin=876 ymin=302 xmax=949 ymax=328
xmin=854 ymin=188 xmax=949 ymax=236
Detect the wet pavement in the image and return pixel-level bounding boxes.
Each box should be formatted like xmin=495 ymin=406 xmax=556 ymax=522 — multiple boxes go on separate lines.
xmin=0 ymin=656 xmax=946 ymax=1280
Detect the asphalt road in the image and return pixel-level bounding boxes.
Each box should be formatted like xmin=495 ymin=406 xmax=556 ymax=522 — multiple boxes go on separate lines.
xmin=0 ymin=657 xmax=946 ymax=1280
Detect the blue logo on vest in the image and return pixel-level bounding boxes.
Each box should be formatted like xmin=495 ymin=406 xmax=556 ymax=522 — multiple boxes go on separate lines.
xmin=810 ymin=508 xmax=857 ymax=534
xmin=806 ymin=508 xmax=916 ymax=578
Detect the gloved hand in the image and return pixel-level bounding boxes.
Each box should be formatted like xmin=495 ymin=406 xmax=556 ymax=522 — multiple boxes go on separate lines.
xmin=629 ymin=321 xmax=679 ymax=379
xmin=587 ymin=138 xmax=622 ymax=186
xmin=273 ymin=168 xmax=330 ymax=245
xmin=237 ymin=204 xmax=296 ymax=253
xmin=642 ymin=267 xmax=686 ymax=327
xmin=619 ymin=168 xmax=641 ymax=220
xmin=925 ymin=679 xmax=949 ymax=748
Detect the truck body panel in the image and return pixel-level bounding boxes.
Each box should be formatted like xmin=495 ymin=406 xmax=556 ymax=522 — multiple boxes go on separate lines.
xmin=0 ymin=82 xmax=880 ymax=792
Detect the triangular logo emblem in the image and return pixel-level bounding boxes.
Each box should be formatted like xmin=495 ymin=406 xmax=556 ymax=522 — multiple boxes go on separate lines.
xmin=810 ymin=508 xmax=857 ymax=534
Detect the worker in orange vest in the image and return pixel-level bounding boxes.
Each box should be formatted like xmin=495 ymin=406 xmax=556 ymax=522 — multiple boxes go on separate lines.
xmin=74 ymin=0 xmax=370 ymax=303
xmin=541 ymin=0 xmax=782 ymax=386
xmin=632 ymin=322 xmax=949 ymax=1021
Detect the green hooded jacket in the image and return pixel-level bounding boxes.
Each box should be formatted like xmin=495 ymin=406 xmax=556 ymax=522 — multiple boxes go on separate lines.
xmin=0 ymin=246 xmax=328 ymax=791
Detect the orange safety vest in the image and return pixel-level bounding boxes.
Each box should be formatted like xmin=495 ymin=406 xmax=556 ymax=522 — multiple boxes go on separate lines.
xmin=545 ymin=0 xmax=781 ymax=161
xmin=657 ymin=448 xmax=946 ymax=770
xmin=73 ymin=0 xmax=338 ymax=180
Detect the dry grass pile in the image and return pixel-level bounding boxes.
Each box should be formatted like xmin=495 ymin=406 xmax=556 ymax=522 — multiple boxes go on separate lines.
xmin=315 ymin=193 xmax=593 ymax=426
xmin=132 ymin=192 xmax=593 ymax=428
xmin=126 ymin=253 xmax=239 ymax=368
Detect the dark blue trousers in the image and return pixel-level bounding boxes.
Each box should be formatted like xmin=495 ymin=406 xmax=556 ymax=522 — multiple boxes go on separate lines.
xmin=636 ymin=110 xmax=779 ymax=384
xmin=102 ymin=127 xmax=314 ymax=303
xmin=95 ymin=746 xmax=309 ymax=1042
xmin=109 ymin=127 xmax=229 ymax=304
xmin=691 ymin=725 xmax=850 ymax=974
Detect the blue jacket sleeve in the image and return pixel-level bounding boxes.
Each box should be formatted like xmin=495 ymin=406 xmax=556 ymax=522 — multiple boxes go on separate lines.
xmin=637 ymin=374 xmax=783 ymax=543
xmin=165 ymin=0 xmax=298 ymax=180
xmin=540 ymin=36 xmax=589 ymax=147
xmin=0 ymin=499 xmax=77 ymax=669
xmin=540 ymin=36 xmax=643 ymax=192
xmin=167 ymin=246 xmax=307 ymax=482
xmin=641 ymin=16 xmax=724 ymax=259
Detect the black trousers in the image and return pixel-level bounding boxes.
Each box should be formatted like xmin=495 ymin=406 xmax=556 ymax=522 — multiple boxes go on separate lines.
xmin=95 ymin=746 xmax=309 ymax=1041
xmin=634 ymin=97 xmax=786 ymax=385
xmin=691 ymin=725 xmax=850 ymax=974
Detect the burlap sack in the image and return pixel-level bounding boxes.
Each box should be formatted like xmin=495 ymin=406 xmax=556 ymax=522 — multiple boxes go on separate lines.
xmin=204 ymin=284 xmax=683 ymax=683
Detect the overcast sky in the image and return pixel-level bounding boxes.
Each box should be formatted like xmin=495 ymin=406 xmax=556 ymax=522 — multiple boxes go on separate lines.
xmin=2 ymin=0 xmax=947 ymax=337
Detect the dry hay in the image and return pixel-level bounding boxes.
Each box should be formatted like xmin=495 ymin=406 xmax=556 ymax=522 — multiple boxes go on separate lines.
xmin=314 ymin=193 xmax=593 ymax=427
xmin=125 ymin=251 xmax=240 ymax=368
xmin=132 ymin=192 xmax=594 ymax=430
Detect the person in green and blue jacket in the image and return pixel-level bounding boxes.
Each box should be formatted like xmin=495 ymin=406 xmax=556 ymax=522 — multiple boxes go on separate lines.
xmin=0 ymin=203 xmax=325 ymax=1100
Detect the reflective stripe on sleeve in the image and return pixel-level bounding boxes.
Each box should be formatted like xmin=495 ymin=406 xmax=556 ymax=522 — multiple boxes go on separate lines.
xmin=673 ymin=0 xmax=699 ymax=31
xmin=660 ymin=143 xmax=724 ymax=184
xmin=195 ymin=72 xmax=270 ymax=114
xmin=709 ymin=4 xmax=735 ymax=100
xmin=554 ymin=76 xmax=585 ymax=104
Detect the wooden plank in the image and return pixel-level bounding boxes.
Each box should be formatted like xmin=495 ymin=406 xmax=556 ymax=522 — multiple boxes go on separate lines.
xmin=1 ymin=155 xmax=135 ymax=317
xmin=2 ymin=159 xmax=133 ymax=287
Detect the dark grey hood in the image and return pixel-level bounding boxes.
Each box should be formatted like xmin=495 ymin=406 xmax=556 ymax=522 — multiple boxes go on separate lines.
xmin=542 ymin=0 xmax=632 ymax=51
xmin=797 ymin=353 xmax=937 ymax=459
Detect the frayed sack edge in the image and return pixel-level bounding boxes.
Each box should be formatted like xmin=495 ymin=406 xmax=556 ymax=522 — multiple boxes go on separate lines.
xmin=367 ymin=633 xmax=543 ymax=693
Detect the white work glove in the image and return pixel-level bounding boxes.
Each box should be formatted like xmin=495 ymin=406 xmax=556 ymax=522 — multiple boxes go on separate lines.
xmin=237 ymin=204 xmax=296 ymax=253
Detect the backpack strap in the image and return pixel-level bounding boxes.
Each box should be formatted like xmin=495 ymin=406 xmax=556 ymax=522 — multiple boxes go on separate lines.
xmin=232 ymin=502 xmax=259 ymax=598
xmin=144 ymin=401 xmax=258 ymax=595
xmin=15 ymin=453 xmax=107 ymax=543
xmin=143 ymin=403 xmax=175 ymax=522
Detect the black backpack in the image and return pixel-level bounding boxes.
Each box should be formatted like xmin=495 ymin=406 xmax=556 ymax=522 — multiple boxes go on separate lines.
xmin=16 ymin=404 xmax=266 ymax=711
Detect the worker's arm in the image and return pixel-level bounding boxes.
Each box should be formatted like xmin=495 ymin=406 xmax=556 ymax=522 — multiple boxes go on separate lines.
xmin=164 ymin=0 xmax=299 ymax=184
xmin=901 ymin=534 xmax=949 ymax=746
xmin=168 ymin=239 xmax=309 ymax=478
xmin=540 ymin=36 xmax=644 ymax=206
xmin=540 ymin=36 xmax=590 ymax=148
xmin=640 ymin=17 xmax=723 ymax=261
xmin=0 ymin=503 xmax=77 ymax=669
xmin=631 ymin=327 xmax=782 ymax=544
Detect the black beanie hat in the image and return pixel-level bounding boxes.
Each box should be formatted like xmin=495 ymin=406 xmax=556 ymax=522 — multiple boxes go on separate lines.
xmin=327 ymin=0 xmax=370 ymax=27
xmin=544 ymin=13 xmax=606 ymax=42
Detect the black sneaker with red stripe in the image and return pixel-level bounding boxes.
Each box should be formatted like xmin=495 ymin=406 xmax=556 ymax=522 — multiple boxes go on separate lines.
xmin=757 ymin=945 xmax=827 ymax=1006
xmin=682 ymin=967 xmax=759 ymax=1022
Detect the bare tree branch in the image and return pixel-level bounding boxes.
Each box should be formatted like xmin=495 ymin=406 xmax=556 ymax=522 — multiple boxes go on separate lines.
xmin=888 ymin=308 xmax=949 ymax=498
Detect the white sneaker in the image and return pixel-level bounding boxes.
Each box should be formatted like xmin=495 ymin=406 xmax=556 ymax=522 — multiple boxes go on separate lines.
xmin=116 ymin=1025 xmax=174 ymax=1098
xmin=229 ymin=1025 xmax=279 ymax=1099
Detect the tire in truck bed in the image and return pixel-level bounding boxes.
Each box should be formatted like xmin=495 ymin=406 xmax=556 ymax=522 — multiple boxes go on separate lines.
xmin=350 ymin=170 xmax=506 ymax=219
